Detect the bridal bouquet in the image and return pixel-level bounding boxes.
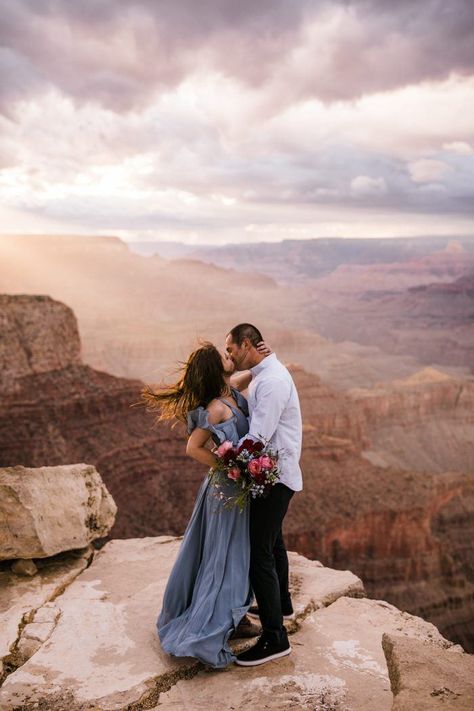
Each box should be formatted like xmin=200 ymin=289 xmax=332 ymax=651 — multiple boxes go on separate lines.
xmin=208 ymin=438 xmax=280 ymax=512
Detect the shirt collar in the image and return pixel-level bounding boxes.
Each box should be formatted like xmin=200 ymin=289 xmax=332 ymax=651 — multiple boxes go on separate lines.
xmin=250 ymin=352 xmax=276 ymax=377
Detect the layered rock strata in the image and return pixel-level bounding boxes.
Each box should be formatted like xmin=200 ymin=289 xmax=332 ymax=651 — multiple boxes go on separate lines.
xmin=0 ymin=295 xmax=81 ymax=390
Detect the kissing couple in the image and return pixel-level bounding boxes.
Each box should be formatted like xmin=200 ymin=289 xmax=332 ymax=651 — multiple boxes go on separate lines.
xmin=141 ymin=323 xmax=303 ymax=668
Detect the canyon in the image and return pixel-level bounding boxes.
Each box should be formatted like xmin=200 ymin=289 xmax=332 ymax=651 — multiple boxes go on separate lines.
xmin=0 ymin=233 xmax=469 ymax=391
xmin=0 ymin=294 xmax=205 ymax=539
xmin=164 ymin=235 xmax=474 ymax=375
xmin=1 ymin=293 xmax=473 ymax=654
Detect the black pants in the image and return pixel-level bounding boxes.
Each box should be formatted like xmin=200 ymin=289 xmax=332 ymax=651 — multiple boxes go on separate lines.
xmin=249 ymin=483 xmax=295 ymax=644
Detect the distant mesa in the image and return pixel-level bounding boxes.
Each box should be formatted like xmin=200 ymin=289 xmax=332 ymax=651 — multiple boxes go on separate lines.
xmin=442 ymin=239 xmax=466 ymax=253
xmin=400 ymin=366 xmax=454 ymax=385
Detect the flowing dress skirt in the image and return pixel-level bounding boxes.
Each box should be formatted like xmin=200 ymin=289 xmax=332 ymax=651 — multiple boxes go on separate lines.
xmin=157 ymin=475 xmax=252 ymax=668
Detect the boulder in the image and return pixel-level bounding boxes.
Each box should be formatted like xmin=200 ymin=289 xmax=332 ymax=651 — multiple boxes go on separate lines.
xmin=0 ymin=464 xmax=117 ymax=560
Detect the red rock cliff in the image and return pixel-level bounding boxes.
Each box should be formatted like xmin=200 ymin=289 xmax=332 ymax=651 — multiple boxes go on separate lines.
xmin=289 ymin=367 xmax=474 ymax=653
xmin=0 ymin=295 xmax=204 ymax=539
xmin=0 ymin=295 xmax=81 ymax=389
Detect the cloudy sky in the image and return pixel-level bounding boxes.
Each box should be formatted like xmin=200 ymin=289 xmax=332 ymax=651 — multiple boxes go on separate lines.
xmin=1 ymin=0 xmax=474 ymax=244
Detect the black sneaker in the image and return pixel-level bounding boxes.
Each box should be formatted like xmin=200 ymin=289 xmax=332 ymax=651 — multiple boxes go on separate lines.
xmin=235 ymin=635 xmax=291 ymax=666
xmin=247 ymin=603 xmax=294 ymax=620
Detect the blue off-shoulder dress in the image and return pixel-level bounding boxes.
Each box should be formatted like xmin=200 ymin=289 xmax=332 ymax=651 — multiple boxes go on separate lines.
xmin=157 ymin=387 xmax=253 ymax=668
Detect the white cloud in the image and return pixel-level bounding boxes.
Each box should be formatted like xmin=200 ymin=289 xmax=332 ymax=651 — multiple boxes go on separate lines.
xmin=350 ymin=176 xmax=387 ymax=197
xmin=443 ymin=140 xmax=473 ymax=154
xmin=1 ymin=74 xmax=473 ymax=241
xmin=408 ymin=159 xmax=452 ymax=183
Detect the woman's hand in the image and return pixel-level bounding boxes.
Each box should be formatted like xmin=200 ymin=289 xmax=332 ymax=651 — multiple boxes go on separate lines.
xmin=256 ymin=340 xmax=272 ymax=357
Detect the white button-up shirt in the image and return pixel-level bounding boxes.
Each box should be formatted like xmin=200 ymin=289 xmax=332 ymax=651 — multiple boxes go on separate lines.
xmin=245 ymin=353 xmax=303 ymax=492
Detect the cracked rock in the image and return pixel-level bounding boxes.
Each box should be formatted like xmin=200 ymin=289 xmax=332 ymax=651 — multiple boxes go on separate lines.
xmin=155 ymin=596 xmax=455 ymax=711
xmin=0 ymin=548 xmax=92 ymax=682
xmin=0 ymin=538 xmax=364 ymax=710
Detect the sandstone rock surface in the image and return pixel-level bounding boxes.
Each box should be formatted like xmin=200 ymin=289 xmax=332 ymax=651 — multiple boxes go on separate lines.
xmin=0 ymin=546 xmax=93 ymax=684
xmin=0 ymin=538 xmax=364 ymax=710
xmin=382 ymin=632 xmax=474 ymax=710
xmin=1 ymin=537 xmax=468 ymax=711
xmin=156 ymin=596 xmax=455 ymax=711
xmin=0 ymin=464 xmax=117 ymax=560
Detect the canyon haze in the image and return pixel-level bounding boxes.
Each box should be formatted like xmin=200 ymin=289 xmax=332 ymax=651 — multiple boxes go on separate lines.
xmin=1 ymin=233 xmax=473 ymax=654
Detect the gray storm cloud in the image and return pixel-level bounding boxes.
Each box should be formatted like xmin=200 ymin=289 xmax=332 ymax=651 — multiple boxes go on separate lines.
xmin=1 ymin=0 xmax=474 ymax=113
xmin=0 ymin=0 xmax=473 ymax=237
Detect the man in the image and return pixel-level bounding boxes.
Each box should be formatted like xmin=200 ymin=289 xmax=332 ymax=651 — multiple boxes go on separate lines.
xmin=225 ymin=323 xmax=303 ymax=666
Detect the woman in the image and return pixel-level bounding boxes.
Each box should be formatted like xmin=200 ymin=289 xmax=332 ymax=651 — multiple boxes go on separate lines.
xmin=141 ymin=341 xmax=269 ymax=668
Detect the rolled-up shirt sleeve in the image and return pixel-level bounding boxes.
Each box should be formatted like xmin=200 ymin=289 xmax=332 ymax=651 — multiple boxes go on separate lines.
xmin=246 ymin=377 xmax=290 ymax=443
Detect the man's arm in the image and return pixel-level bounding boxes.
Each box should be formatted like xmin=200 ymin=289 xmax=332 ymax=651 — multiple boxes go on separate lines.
xmin=247 ymin=377 xmax=290 ymax=443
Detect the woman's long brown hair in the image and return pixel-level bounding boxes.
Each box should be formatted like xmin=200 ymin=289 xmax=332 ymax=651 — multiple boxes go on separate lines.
xmin=139 ymin=342 xmax=228 ymax=425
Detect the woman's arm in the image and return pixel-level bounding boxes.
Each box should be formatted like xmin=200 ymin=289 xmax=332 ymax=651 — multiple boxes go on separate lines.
xmin=186 ymin=427 xmax=218 ymax=468
xmin=185 ymin=400 xmax=226 ymax=468
xmin=230 ymin=370 xmax=252 ymax=391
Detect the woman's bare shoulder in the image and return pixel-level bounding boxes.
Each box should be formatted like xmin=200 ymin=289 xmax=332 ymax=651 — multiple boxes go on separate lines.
xmin=205 ymin=398 xmax=226 ymax=424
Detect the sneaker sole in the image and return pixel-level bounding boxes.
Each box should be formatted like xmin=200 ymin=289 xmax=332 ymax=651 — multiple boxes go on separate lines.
xmin=235 ymin=646 xmax=292 ymax=666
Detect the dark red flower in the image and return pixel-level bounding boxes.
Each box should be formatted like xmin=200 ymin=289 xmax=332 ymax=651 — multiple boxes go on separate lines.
xmin=221 ymin=447 xmax=237 ymax=465
xmin=237 ymin=438 xmax=265 ymax=455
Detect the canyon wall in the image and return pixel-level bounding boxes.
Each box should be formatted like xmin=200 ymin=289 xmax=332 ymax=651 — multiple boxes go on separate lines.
xmin=0 ymin=295 xmax=81 ymax=390
xmin=287 ymin=366 xmax=474 ymax=652
xmin=0 ymin=294 xmax=205 ymax=539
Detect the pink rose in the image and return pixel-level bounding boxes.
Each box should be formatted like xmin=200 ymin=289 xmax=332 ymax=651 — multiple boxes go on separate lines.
xmin=216 ymin=440 xmax=234 ymax=458
xmin=259 ymin=455 xmax=274 ymax=470
xmin=227 ymin=466 xmax=241 ymax=481
xmin=248 ymin=458 xmax=263 ymax=477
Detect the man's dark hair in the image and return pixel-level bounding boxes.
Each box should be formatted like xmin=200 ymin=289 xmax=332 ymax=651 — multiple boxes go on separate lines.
xmin=228 ymin=323 xmax=263 ymax=347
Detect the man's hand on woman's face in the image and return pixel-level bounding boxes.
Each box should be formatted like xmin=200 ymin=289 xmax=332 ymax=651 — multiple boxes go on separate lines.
xmin=256 ymin=340 xmax=272 ymax=357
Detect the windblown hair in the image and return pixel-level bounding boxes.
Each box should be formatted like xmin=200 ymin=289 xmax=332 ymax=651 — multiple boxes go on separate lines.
xmin=228 ymin=322 xmax=263 ymax=347
xmin=140 ymin=342 xmax=227 ymax=425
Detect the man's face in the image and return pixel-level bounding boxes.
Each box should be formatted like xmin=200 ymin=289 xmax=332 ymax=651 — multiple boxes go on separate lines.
xmin=225 ymin=334 xmax=249 ymax=371
xmin=221 ymin=350 xmax=236 ymax=375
